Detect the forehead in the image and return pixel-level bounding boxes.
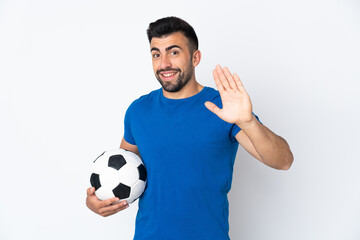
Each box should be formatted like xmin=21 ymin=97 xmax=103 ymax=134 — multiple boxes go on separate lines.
xmin=150 ymin=32 xmax=189 ymax=51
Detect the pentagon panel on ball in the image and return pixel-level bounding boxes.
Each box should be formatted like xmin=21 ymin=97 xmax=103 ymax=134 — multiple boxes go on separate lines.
xmin=90 ymin=148 xmax=147 ymax=204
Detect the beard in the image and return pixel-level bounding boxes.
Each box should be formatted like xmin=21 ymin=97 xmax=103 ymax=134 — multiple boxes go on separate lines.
xmin=155 ymin=60 xmax=194 ymax=93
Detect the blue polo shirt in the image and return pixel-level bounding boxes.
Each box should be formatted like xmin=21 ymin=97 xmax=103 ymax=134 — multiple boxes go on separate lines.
xmin=124 ymin=86 xmax=260 ymax=240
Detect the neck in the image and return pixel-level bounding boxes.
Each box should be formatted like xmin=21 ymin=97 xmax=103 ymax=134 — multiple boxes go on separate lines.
xmin=162 ymin=79 xmax=204 ymax=99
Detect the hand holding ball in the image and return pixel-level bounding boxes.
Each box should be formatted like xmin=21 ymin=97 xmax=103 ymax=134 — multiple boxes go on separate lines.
xmin=90 ymin=149 xmax=147 ymax=205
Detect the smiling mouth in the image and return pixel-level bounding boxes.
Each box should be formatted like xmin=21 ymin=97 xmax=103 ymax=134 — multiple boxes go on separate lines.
xmin=162 ymin=72 xmax=176 ymax=77
xmin=160 ymin=71 xmax=178 ymax=80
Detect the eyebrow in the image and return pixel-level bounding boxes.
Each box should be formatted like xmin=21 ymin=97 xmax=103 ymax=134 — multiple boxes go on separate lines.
xmin=150 ymin=45 xmax=183 ymax=52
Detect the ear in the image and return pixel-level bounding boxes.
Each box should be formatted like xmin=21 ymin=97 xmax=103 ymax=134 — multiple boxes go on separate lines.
xmin=192 ymin=50 xmax=201 ymax=67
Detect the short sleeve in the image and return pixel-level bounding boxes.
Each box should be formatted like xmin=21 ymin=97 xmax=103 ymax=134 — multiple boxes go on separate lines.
xmin=124 ymin=103 xmax=136 ymax=145
xmin=230 ymin=112 xmax=262 ymax=142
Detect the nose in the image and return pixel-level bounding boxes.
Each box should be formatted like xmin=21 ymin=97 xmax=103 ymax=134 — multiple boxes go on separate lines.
xmin=159 ymin=54 xmax=172 ymax=70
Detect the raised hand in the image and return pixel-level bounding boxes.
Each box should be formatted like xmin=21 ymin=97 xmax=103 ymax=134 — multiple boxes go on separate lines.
xmin=205 ymin=65 xmax=254 ymax=127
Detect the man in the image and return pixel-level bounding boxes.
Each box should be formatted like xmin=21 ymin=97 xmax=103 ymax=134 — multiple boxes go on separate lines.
xmin=86 ymin=16 xmax=293 ymax=240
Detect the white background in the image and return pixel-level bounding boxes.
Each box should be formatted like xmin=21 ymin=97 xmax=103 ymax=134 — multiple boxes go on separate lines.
xmin=0 ymin=0 xmax=359 ymax=239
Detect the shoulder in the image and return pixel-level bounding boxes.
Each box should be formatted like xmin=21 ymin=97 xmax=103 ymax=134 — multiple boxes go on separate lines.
xmin=127 ymin=88 xmax=161 ymax=111
xmin=203 ymin=86 xmax=221 ymax=98
xmin=204 ymin=86 xmax=222 ymax=106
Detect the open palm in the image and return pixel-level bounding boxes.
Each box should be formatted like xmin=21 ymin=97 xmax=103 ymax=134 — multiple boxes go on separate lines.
xmin=205 ymin=65 xmax=253 ymax=126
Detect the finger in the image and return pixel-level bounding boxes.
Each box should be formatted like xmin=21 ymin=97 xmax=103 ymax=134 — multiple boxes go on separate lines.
xmin=100 ymin=201 xmax=129 ymax=217
xmin=99 ymin=197 xmax=120 ymax=208
xmin=113 ymin=202 xmax=130 ymax=214
xmin=233 ymin=73 xmax=246 ymax=93
xmin=101 ymin=205 xmax=129 ymax=217
xmin=216 ymin=65 xmax=231 ymax=90
xmin=105 ymin=200 xmax=128 ymax=212
xmin=223 ymin=67 xmax=237 ymax=90
xmin=87 ymin=187 xmax=95 ymax=196
xmin=204 ymin=101 xmax=222 ymax=118
xmin=213 ymin=69 xmax=225 ymax=92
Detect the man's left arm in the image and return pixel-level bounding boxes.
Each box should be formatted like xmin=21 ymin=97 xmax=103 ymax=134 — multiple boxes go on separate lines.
xmin=205 ymin=65 xmax=293 ymax=170
xmin=235 ymin=117 xmax=293 ymax=170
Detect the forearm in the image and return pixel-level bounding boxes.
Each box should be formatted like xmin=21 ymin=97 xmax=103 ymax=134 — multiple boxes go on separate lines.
xmin=238 ymin=116 xmax=294 ymax=170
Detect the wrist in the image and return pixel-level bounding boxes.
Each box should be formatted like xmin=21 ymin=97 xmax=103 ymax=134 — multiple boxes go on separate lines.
xmin=236 ymin=114 xmax=258 ymax=130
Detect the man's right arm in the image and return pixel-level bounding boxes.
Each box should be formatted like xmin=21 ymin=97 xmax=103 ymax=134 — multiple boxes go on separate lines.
xmin=120 ymin=137 xmax=140 ymax=157
xmin=85 ymin=137 xmax=139 ymax=217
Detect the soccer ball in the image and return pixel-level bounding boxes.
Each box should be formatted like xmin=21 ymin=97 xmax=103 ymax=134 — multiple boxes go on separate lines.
xmin=90 ymin=148 xmax=147 ymax=204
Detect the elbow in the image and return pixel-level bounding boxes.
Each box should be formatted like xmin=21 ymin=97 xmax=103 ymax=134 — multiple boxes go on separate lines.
xmin=279 ymin=152 xmax=294 ymax=171
xmin=262 ymin=150 xmax=294 ymax=170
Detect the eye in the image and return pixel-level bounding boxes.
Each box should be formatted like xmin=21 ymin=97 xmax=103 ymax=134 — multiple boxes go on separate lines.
xmin=170 ymin=51 xmax=178 ymax=56
xmin=152 ymin=53 xmax=160 ymax=58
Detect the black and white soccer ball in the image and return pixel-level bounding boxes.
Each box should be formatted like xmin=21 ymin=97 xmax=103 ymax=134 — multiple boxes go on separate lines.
xmin=90 ymin=148 xmax=147 ymax=204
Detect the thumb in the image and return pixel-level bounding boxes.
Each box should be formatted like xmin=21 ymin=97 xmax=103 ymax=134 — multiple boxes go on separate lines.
xmin=87 ymin=187 xmax=95 ymax=196
xmin=204 ymin=101 xmax=222 ymax=117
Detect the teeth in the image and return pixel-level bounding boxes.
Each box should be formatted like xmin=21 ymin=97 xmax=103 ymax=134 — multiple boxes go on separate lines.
xmin=162 ymin=72 xmax=176 ymax=77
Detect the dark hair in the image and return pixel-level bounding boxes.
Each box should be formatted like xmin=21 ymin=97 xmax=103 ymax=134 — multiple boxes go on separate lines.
xmin=147 ymin=16 xmax=199 ymax=53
